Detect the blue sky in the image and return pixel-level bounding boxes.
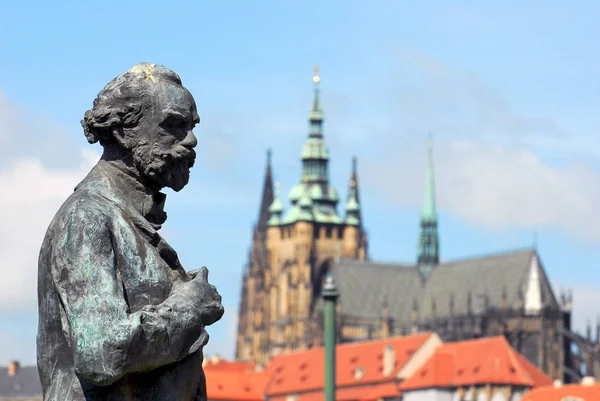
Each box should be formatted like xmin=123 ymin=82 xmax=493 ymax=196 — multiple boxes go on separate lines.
xmin=1 ymin=1 xmax=600 ymax=364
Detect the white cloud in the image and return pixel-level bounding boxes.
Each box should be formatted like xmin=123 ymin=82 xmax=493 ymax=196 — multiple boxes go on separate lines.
xmin=0 ymin=92 xmax=98 ymax=314
xmin=0 ymin=151 xmax=98 ymax=313
xmin=356 ymin=46 xmax=600 ymax=245
xmin=365 ymin=138 xmax=600 ymax=245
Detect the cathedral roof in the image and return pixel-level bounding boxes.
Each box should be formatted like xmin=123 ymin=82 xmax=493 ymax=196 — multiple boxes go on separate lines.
xmin=331 ymin=248 xmax=559 ymax=323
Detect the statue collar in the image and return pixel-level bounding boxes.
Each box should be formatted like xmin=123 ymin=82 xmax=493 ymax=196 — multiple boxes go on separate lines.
xmin=82 ymin=161 xmax=168 ymax=229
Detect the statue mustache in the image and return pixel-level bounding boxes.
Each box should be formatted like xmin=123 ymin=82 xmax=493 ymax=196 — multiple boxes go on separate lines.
xmin=152 ymin=145 xmax=196 ymax=165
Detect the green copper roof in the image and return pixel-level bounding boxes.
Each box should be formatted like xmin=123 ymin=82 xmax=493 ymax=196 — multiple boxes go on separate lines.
xmin=421 ymin=142 xmax=437 ymax=221
xmin=344 ymin=157 xmax=361 ymax=226
xmin=417 ymin=138 xmax=440 ymax=275
xmin=267 ymin=184 xmax=284 ymax=226
xmin=344 ymin=180 xmax=360 ymax=226
xmin=279 ymin=68 xmax=345 ymax=226
xmin=301 ymin=138 xmax=329 ymax=160
xmin=297 ymin=189 xmax=314 ymax=221
xmin=345 ymin=192 xmax=359 ymax=212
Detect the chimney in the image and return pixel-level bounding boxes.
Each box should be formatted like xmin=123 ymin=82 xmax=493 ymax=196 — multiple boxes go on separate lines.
xmin=581 ymin=376 xmax=596 ymax=386
xmin=8 ymin=360 xmax=20 ymax=377
xmin=211 ymin=354 xmax=221 ymax=364
xmin=383 ymin=345 xmax=395 ymax=377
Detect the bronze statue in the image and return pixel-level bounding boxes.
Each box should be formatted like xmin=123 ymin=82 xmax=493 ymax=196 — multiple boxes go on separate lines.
xmin=37 ymin=63 xmax=224 ymax=400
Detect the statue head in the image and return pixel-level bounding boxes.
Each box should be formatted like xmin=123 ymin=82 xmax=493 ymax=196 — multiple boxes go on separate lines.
xmin=81 ymin=63 xmax=200 ymax=192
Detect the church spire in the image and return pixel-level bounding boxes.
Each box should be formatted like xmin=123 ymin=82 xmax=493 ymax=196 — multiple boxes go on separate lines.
xmin=301 ymin=65 xmax=329 ymax=183
xmin=281 ymin=66 xmax=342 ymax=225
xmin=309 ymin=64 xmax=324 ymax=134
xmin=256 ymin=149 xmax=274 ymax=233
xmin=345 ymin=156 xmax=361 ymax=226
xmin=421 ymin=137 xmax=437 ymax=221
xmin=417 ymin=135 xmax=439 ymax=278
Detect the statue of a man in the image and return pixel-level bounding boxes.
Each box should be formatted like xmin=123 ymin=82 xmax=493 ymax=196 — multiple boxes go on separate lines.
xmin=37 ymin=63 xmax=224 ymax=401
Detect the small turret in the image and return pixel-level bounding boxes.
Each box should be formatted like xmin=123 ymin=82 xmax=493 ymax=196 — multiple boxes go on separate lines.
xmin=268 ymin=182 xmax=284 ymax=226
xmin=345 ymin=157 xmax=361 ymax=226
xmin=298 ymin=184 xmax=314 ymax=222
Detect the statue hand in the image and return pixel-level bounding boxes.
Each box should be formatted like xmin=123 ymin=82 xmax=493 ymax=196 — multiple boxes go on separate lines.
xmin=189 ymin=266 xmax=224 ymax=327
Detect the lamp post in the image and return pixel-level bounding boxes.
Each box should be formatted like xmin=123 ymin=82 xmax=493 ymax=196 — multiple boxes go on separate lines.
xmin=322 ymin=272 xmax=338 ymax=401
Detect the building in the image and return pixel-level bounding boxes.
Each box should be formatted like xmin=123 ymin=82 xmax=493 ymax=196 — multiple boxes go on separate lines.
xmin=399 ymin=336 xmax=553 ymax=401
xmin=236 ymin=68 xmax=368 ymax=366
xmin=521 ymin=378 xmax=600 ymax=401
xmin=265 ymin=332 xmax=440 ymax=401
xmin=203 ymin=357 xmax=269 ymax=401
xmin=218 ymin=332 xmax=553 ymax=401
xmin=235 ymin=69 xmax=600 ymax=383
xmin=0 ymin=361 xmax=42 ymax=401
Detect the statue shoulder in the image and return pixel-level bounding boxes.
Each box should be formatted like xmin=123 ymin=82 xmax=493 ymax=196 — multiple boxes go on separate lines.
xmin=51 ymin=189 xmax=118 ymax=233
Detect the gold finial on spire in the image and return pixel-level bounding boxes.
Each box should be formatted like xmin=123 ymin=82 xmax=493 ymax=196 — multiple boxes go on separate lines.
xmin=313 ymin=65 xmax=320 ymax=84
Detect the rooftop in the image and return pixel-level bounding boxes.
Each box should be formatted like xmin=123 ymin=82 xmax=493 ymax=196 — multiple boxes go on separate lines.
xmin=400 ymin=336 xmax=553 ymax=390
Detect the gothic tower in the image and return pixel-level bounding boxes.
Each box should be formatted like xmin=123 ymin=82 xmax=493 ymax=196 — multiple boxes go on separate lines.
xmin=235 ymin=67 xmax=368 ymax=364
xmin=235 ymin=150 xmax=273 ymax=361
xmin=417 ymin=137 xmax=439 ymax=278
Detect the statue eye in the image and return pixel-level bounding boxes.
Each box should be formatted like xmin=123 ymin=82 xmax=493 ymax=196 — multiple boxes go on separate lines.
xmin=162 ymin=116 xmax=187 ymax=130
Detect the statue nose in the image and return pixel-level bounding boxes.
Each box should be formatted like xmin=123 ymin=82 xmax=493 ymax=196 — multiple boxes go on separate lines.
xmin=181 ymin=131 xmax=198 ymax=149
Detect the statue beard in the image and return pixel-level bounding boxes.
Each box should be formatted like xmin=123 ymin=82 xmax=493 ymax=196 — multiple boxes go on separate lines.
xmin=133 ymin=142 xmax=196 ymax=192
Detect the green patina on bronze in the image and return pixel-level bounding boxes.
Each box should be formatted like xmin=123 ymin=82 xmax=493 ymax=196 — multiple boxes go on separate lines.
xmin=37 ymin=63 xmax=224 ymax=401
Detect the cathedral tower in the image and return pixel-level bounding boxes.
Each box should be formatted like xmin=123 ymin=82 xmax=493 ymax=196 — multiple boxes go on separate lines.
xmin=235 ymin=67 xmax=368 ymax=364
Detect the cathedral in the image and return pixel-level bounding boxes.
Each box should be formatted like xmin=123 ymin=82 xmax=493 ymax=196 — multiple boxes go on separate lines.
xmin=235 ymin=70 xmax=599 ymax=384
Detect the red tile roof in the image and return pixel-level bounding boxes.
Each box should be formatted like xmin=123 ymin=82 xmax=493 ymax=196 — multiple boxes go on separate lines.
xmin=400 ymin=336 xmax=553 ymax=390
xmin=204 ymin=358 xmax=256 ymax=372
xmin=205 ymin=369 xmax=269 ymax=401
xmin=357 ymin=382 xmax=402 ymax=401
xmin=269 ymin=383 xmax=400 ymax=401
xmin=522 ymin=382 xmax=600 ymax=401
xmin=266 ymin=333 xmax=433 ymax=396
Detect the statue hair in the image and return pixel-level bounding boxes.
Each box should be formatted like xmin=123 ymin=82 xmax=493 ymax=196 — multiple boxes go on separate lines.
xmin=81 ymin=63 xmax=183 ymax=145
